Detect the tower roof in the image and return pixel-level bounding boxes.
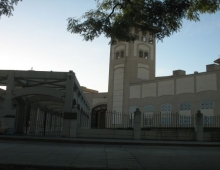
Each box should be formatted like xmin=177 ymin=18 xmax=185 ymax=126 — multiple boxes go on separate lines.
xmin=214 ymin=58 xmax=220 ymax=65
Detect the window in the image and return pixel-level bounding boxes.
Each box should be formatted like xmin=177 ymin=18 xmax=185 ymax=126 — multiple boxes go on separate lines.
xmin=135 ymin=28 xmax=139 ymax=34
xmin=179 ymin=102 xmax=192 ymax=125
xmin=116 ymin=50 xmax=125 ymax=59
xmin=139 ymin=51 xmax=143 ymax=58
xmin=135 ymin=34 xmax=139 ymax=41
xmin=149 ymin=33 xmax=153 ymax=43
xmin=116 ymin=52 xmax=120 ymax=59
xmin=144 ymin=52 xmax=148 ymax=59
xmin=142 ymin=30 xmax=147 ymax=36
xmin=200 ymin=100 xmax=214 ymax=125
xmin=161 ymin=103 xmax=172 ymax=125
xmin=142 ymin=37 xmax=147 ymax=42
xmin=139 ymin=50 xmax=149 ymax=59
xmin=120 ymin=51 xmax=124 ymax=58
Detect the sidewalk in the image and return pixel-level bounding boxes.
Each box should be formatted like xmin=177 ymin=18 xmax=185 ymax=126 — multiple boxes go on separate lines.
xmin=0 ymin=135 xmax=220 ymax=147
xmin=0 ymin=138 xmax=220 ymax=170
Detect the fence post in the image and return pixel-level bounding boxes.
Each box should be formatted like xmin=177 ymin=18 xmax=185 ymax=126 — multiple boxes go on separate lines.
xmin=134 ymin=108 xmax=141 ymax=140
xmin=195 ymin=110 xmax=203 ymax=142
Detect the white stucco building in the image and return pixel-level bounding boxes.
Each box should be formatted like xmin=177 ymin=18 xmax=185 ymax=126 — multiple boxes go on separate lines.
xmin=85 ymin=29 xmax=220 ymax=128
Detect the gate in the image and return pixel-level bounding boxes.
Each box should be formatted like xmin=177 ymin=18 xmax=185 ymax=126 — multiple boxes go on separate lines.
xmin=14 ymin=107 xmax=64 ymax=136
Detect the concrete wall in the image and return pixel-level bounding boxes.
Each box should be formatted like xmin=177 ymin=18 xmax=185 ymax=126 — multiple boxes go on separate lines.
xmin=77 ymin=129 xmax=133 ymax=139
xmin=129 ymin=71 xmax=220 ymax=115
xmin=141 ymin=131 xmax=196 ymax=141
xmin=203 ymin=132 xmax=220 ymax=142
xmin=76 ymin=129 xmax=220 ymax=141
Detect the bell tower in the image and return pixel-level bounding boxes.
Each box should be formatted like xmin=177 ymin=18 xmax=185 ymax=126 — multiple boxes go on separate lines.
xmin=107 ymin=29 xmax=156 ymax=113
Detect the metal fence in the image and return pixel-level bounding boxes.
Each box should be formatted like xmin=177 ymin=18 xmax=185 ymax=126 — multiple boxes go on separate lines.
xmin=79 ymin=111 xmax=133 ymax=129
xmin=78 ymin=112 xmax=90 ymax=128
xmin=21 ymin=109 xmax=64 ymax=136
xmin=105 ymin=111 xmax=133 ymax=129
xmin=203 ymin=115 xmax=220 ymax=128
xmin=142 ymin=112 xmax=195 ymax=129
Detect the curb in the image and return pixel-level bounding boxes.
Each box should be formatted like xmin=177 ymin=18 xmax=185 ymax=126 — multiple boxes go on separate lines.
xmin=0 ymin=136 xmax=220 ymax=147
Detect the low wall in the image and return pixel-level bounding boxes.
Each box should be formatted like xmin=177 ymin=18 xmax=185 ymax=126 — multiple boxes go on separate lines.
xmin=77 ymin=129 xmax=220 ymax=141
xmin=141 ymin=130 xmax=196 ymax=141
xmin=204 ymin=132 xmax=220 ymax=142
xmin=77 ymin=129 xmax=133 ymax=139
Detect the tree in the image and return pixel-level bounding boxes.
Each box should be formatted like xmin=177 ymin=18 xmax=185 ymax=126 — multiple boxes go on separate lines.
xmin=67 ymin=0 xmax=220 ymax=43
xmin=0 ymin=0 xmax=22 ymax=18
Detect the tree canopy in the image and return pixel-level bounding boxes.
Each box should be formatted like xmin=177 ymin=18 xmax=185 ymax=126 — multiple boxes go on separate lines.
xmin=1 ymin=0 xmax=219 ymax=43
xmin=67 ymin=0 xmax=220 ymax=43
xmin=0 ymin=0 xmax=21 ymax=18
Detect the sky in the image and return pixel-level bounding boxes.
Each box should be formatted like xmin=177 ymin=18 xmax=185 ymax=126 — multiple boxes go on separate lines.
xmin=0 ymin=0 xmax=220 ymax=92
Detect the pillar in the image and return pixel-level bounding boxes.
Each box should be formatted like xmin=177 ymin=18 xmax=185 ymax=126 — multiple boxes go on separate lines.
xmin=134 ymin=108 xmax=142 ymax=140
xmin=29 ymin=108 xmax=37 ymax=134
xmin=1 ymin=71 xmax=16 ymax=134
xmin=195 ymin=110 xmax=203 ymax=142
xmin=62 ymin=71 xmax=78 ymax=137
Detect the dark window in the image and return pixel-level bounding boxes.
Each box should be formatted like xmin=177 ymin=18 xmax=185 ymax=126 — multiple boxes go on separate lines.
xmin=142 ymin=30 xmax=147 ymax=36
xmin=135 ymin=34 xmax=139 ymax=40
xmin=116 ymin=52 xmax=120 ymax=59
xmin=120 ymin=51 xmax=124 ymax=58
xmin=135 ymin=28 xmax=139 ymax=34
xmin=144 ymin=52 xmax=148 ymax=59
xmin=149 ymin=33 xmax=153 ymax=43
xmin=139 ymin=51 xmax=143 ymax=58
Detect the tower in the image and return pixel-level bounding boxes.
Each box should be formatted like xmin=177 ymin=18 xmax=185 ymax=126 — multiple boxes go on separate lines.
xmin=107 ymin=29 xmax=156 ymax=113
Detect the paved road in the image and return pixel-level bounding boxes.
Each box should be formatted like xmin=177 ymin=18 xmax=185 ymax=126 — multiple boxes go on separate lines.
xmin=0 ymin=140 xmax=219 ymax=170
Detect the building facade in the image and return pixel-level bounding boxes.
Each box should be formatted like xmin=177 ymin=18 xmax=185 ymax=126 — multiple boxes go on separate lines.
xmin=85 ymin=30 xmax=220 ymax=123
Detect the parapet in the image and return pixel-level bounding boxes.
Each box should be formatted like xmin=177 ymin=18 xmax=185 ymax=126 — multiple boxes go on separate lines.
xmin=173 ymin=70 xmax=186 ymax=76
xmin=206 ymin=64 xmax=220 ymax=72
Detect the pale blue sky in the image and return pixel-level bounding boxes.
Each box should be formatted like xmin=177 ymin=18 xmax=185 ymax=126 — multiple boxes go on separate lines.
xmin=0 ymin=0 xmax=220 ymax=92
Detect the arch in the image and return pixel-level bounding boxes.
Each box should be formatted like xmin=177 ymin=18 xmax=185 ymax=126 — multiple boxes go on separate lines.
xmin=91 ymin=104 xmax=107 ymax=128
xmin=13 ymin=87 xmax=65 ymax=100
xmin=92 ymin=102 xmax=107 ymax=109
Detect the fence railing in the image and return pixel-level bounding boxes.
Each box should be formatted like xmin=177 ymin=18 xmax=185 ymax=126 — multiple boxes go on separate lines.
xmin=79 ymin=111 xmax=133 ymax=129
xmin=105 ymin=111 xmax=133 ymax=129
xmin=142 ymin=112 xmax=195 ymax=129
xmin=78 ymin=111 xmax=220 ymax=130
xmin=203 ymin=115 xmax=220 ymax=128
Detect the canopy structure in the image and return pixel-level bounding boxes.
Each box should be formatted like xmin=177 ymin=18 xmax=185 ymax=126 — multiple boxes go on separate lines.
xmin=0 ymin=70 xmax=90 ymax=135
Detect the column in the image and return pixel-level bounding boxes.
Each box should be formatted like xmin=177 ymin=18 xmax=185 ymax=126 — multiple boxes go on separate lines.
xmin=1 ymin=71 xmax=16 ymax=134
xmin=195 ymin=110 xmax=203 ymax=142
xmin=134 ymin=108 xmax=142 ymax=140
xmin=62 ymin=71 xmax=77 ymax=137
